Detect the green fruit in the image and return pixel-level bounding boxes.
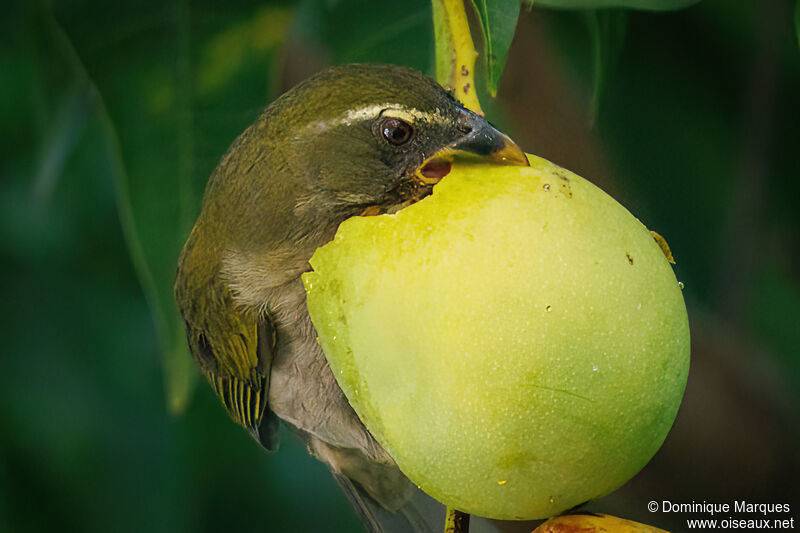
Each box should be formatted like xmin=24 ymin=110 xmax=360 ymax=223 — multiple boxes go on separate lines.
xmin=302 ymin=154 xmax=689 ymax=520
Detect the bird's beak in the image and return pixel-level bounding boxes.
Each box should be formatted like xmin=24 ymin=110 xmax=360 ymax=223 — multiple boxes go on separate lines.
xmin=447 ymin=113 xmax=529 ymax=166
xmin=415 ymin=113 xmax=528 ymax=185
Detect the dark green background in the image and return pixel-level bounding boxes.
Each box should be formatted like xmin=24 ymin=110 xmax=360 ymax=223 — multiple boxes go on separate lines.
xmin=1 ymin=1 xmax=798 ymax=532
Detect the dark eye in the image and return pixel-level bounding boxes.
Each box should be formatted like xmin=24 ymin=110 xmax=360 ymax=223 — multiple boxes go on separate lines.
xmin=381 ymin=118 xmax=414 ymax=146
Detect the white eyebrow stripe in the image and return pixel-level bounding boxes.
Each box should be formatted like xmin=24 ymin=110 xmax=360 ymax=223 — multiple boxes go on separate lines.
xmin=306 ymin=103 xmax=449 ymax=133
xmin=344 ymin=104 xmax=386 ymax=122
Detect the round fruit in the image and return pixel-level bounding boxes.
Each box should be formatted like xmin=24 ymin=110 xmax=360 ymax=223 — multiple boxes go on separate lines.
xmin=302 ymin=154 xmax=689 ymax=520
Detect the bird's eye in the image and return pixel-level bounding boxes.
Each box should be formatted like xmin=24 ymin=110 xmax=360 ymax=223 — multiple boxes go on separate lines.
xmin=381 ymin=118 xmax=414 ymax=146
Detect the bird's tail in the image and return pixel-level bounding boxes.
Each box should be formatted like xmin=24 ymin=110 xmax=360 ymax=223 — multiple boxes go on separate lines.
xmin=333 ymin=474 xmax=445 ymax=533
xmin=334 ymin=473 xmax=529 ymax=533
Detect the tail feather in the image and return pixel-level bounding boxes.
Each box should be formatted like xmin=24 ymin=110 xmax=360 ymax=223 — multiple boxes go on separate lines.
xmin=333 ymin=474 xmax=444 ymax=533
xmin=333 ymin=475 xmax=515 ymax=533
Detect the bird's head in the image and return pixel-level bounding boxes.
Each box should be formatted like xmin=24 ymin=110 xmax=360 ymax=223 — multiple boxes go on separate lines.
xmin=268 ymin=63 xmax=528 ymax=220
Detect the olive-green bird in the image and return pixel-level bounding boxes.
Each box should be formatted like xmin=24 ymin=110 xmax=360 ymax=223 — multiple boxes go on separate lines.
xmin=174 ymin=63 xmax=528 ymax=532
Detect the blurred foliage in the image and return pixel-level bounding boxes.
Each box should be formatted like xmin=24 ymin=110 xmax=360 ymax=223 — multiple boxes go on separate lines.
xmin=1 ymin=0 xmax=799 ymax=532
xmin=584 ymin=9 xmax=628 ymax=122
xmin=293 ymin=0 xmax=434 ymax=69
xmin=51 ymin=0 xmax=295 ymax=412
xmin=796 ymin=0 xmax=800 ymax=46
xmin=535 ymin=0 xmax=699 ymax=9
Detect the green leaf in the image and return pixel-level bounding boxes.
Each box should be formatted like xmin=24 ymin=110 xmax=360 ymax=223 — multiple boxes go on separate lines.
xmin=51 ymin=1 xmax=292 ymax=412
xmin=32 ymin=81 xmax=96 ymax=203
xmin=586 ymin=10 xmax=628 ymax=123
xmin=533 ymin=0 xmax=699 ymax=10
xmin=293 ymin=0 xmax=433 ymax=72
xmin=470 ymin=0 xmax=522 ymax=97
xmin=795 ymin=0 xmax=800 ymax=49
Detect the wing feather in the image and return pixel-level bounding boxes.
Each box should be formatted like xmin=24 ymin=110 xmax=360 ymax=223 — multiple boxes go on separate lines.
xmin=179 ymin=275 xmax=279 ymax=450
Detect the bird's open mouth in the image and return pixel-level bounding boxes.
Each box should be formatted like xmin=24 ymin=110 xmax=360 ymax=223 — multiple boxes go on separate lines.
xmin=405 ymin=157 xmax=454 ymax=201
xmin=418 ymin=158 xmax=453 ymax=183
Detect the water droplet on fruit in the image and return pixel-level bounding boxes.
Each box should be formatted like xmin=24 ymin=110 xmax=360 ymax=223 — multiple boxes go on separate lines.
xmin=497 ymin=480 xmax=507 ymax=485
xmin=542 ymin=183 xmax=551 ymax=192
xmin=549 ymin=497 xmax=555 ymax=504
xmin=678 ymin=281 xmax=685 ymax=290
xmin=592 ymin=365 xmax=598 ymax=372
xmin=545 ymin=305 xmax=552 ymax=312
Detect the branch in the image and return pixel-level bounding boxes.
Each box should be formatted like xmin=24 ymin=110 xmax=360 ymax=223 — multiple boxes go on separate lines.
xmin=431 ymin=0 xmax=483 ymax=115
xmin=444 ymin=507 xmax=470 ymax=533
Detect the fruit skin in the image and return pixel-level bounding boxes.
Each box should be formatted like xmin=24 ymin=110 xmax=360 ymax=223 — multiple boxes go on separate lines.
xmin=303 ymin=154 xmax=690 ymax=520
xmin=532 ymin=513 xmax=669 ymax=533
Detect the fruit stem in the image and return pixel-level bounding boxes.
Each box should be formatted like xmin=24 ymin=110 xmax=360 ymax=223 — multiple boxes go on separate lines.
xmin=444 ymin=506 xmax=470 ymax=533
xmin=431 ymin=0 xmax=484 ymax=115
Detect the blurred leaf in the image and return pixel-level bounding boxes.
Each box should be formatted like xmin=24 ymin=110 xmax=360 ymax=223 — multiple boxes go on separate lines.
xmin=533 ymin=0 xmax=699 ymax=10
xmin=470 ymin=0 xmax=692 ymax=99
xmin=293 ymin=0 xmax=433 ymax=71
xmin=51 ymin=1 xmax=292 ymax=412
xmin=585 ymin=9 xmax=627 ymax=123
xmin=795 ymin=0 xmax=800 ymax=48
xmin=470 ymin=0 xmax=522 ymax=97
xmin=750 ymin=267 xmax=800 ymax=392
xmin=44 ymin=6 xmax=196 ymax=413
xmin=33 ymin=82 xmax=96 ymax=202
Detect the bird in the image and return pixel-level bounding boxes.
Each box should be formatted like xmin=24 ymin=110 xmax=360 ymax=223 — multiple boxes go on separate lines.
xmin=174 ymin=63 xmax=528 ymax=533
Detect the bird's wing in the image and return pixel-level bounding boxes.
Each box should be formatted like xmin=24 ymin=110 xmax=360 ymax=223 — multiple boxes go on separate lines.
xmin=182 ymin=287 xmax=279 ymax=450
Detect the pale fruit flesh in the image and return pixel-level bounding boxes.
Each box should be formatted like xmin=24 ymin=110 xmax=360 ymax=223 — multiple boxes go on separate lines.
xmin=303 ymin=154 xmax=690 ymax=520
